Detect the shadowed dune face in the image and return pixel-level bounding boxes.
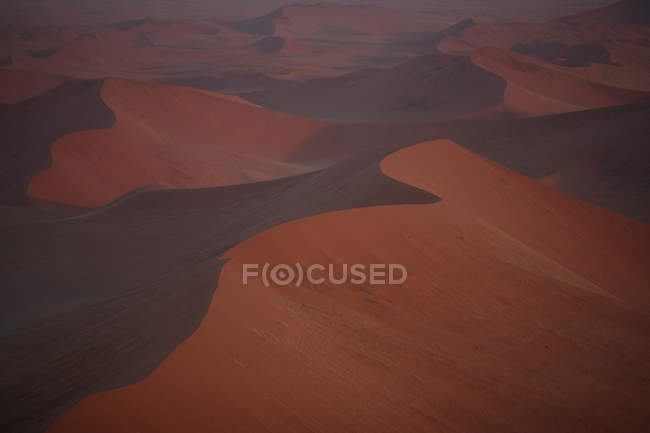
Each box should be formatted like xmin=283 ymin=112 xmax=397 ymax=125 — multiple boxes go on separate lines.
xmin=44 ymin=140 xmax=650 ymax=433
xmin=0 ymin=144 xmax=439 ymax=433
xmin=0 ymin=79 xmax=115 ymax=206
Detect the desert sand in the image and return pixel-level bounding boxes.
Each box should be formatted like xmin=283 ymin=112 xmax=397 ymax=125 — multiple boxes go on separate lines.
xmin=1 ymin=1 xmax=649 ymax=433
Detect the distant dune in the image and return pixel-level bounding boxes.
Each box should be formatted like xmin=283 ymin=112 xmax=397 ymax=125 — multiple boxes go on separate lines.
xmin=470 ymin=46 xmax=650 ymax=114
xmin=244 ymin=52 xmax=508 ymax=122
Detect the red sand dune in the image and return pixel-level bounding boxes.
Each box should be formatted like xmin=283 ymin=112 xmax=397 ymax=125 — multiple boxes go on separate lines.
xmin=244 ymin=52 xmax=507 ymax=122
xmin=46 ymin=139 xmax=650 ymax=433
xmin=0 ymin=69 xmax=69 ymax=103
xmin=26 ymin=78 xmax=326 ymax=207
xmin=470 ymin=46 xmax=650 ymax=114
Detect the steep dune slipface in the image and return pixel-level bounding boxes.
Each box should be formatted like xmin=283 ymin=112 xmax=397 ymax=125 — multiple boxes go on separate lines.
xmin=27 ymin=78 xmax=327 ymax=207
xmin=470 ymin=47 xmax=650 ymax=114
xmin=46 ymin=140 xmax=650 ymax=433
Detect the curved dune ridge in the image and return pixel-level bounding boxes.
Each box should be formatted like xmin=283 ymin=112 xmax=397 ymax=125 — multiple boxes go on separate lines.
xmin=44 ymin=139 xmax=650 ymax=433
xmin=0 ymin=143 xmax=439 ymax=433
xmin=26 ymin=77 xmax=328 ymax=207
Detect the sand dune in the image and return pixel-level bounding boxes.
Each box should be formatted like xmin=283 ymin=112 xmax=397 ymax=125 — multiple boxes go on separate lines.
xmin=470 ymin=47 xmax=650 ymax=114
xmin=44 ymin=139 xmax=650 ymax=433
xmin=26 ymin=78 xmax=326 ymax=207
xmin=245 ymin=52 xmax=507 ymax=122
